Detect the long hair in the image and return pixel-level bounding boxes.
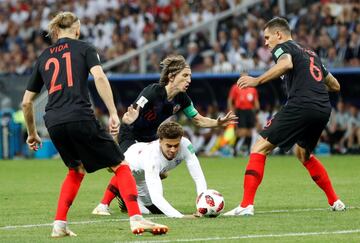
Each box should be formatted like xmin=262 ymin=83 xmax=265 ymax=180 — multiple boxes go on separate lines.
xmin=48 ymin=12 xmax=79 ymax=39
xmin=159 ymin=55 xmax=189 ymax=86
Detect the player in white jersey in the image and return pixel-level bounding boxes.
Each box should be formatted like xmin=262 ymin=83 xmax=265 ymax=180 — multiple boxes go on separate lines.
xmin=94 ymin=121 xmax=207 ymax=218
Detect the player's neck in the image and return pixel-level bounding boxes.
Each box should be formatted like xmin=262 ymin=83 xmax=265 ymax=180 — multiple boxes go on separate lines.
xmin=165 ymin=85 xmax=178 ymax=101
xmin=57 ymin=33 xmax=78 ymax=40
xmin=279 ymin=37 xmax=293 ymax=44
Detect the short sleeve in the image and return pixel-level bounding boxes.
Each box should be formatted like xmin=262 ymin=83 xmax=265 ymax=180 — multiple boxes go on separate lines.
xmin=228 ymin=84 xmax=238 ymax=100
xmin=134 ymin=84 xmax=160 ymax=108
xmin=272 ymin=43 xmax=291 ymax=63
xmin=86 ymin=45 xmax=101 ymax=70
xmin=321 ymin=63 xmax=329 ymax=78
xmin=176 ymin=92 xmax=198 ymax=118
xmin=182 ymin=102 xmax=198 ymax=118
xmin=26 ymin=61 xmax=44 ymax=93
xmin=253 ymin=88 xmax=259 ymax=101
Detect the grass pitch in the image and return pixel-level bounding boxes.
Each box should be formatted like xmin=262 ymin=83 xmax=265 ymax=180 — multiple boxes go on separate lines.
xmin=0 ymin=155 xmax=359 ymax=242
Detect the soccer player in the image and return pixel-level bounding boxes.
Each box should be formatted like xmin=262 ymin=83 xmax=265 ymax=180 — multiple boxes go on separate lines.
xmin=118 ymin=121 xmax=206 ymax=218
xmin=22 ymin=12 xmax=168 ymax=237
xmin=92 ymin=54 xmax=237 ymax=215
xmin=227 ymin=76 xmax=260 ymax=156
xmin=224 ymin=17 xmax=345 ymax=216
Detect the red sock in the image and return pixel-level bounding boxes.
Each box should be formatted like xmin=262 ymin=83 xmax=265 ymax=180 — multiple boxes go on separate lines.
xmin=303 ymin=155 xmax=338 ymax=205
xmin=101 ymin=175 xmax=118 ymax=205
xmin=115 ymin=164 xmax=141 ymax=216
xmin=241 ymin=153 xmax=266 ymax=207
xmin=55 ymin=169 xmax=84 ymax=221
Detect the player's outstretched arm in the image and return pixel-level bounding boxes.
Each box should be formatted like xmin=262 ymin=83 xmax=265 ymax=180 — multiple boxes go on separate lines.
xmin=90 ymin=65 xmax=120 ymax=136
xmin=145 ymin=170 xmax=184 ymax=218
xmin=191 ymin=111 xmax=238 ymax=128
xmin=238 ymin=54 xmax=293 ymax=88
xmin=22 ymin=90 xmax=42 ymax=151
xmin=324 ymin=73 xmax=340 ymax=92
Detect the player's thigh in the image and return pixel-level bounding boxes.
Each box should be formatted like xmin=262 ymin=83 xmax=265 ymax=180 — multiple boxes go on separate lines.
xmin=47 ymin=124 xmax=81 ymax=169
xmin=260 ymin=106 xmax=306 ymax=151
xmin=297 ymin=110 xmax=330 ymax=153
xmin=68 ymin=120 xmax=124 ymax=173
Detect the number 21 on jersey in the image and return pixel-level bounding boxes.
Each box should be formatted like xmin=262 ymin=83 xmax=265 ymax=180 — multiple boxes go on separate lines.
xmin=45 ymin=52 xmax=73 ymax=94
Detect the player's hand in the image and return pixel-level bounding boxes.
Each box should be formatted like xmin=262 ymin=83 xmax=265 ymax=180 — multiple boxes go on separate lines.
xmin=237 ymin=75 xmax=259 ymax=88
xmin=109 ymin=113 xmax=120 ymax=138
xmin=26 ymin=134 xmax=42 ymax=151
xmin=217 ymin=111 xmax=238 ymax=127
xmin=122 ymin=105 xmax=140 ymax=125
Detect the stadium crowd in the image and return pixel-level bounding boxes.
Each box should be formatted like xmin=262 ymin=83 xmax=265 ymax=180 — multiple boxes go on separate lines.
xmin=0 ymin=0 xmax=359 ymax=75
xmin=0 ymin=0 xmax=359 ymax=157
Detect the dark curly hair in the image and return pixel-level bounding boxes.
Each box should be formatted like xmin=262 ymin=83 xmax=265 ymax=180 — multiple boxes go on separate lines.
xmin=157 ymin=121 xmax=184 ymax=139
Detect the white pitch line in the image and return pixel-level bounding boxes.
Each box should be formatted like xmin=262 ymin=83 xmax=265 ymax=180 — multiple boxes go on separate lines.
xmin=0 ymin=217 xmax=166 ymax=230
xmin=122 ymin=229 xmax=360 ymax=243
xmin=0 ymin=206 xmax=357 ymax=230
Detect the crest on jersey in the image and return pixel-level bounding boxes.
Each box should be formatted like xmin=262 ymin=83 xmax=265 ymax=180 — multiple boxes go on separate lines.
xmin=246 ymin=93 xmax=254 ymax=101
xmin=175 ymin=159 xmax=182 ymax=165
xmin=173 ymin=104 xmax=181 ymax=114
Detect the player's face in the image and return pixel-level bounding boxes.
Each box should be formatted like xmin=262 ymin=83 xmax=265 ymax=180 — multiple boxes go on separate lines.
xmin=173 ymin=67 xmax=192 ymax=92
xmin=264 ymin=28 xmax=280 ymax=51
xmin=159 ymin=137 xmax=181 ymax=160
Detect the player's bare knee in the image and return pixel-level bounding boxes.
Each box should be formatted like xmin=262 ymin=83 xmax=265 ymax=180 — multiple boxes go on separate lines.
xmin=74 ymin=164 xmax=86 ymax=174
xmin=251 ymin=137 xmax=274 ymax=155
xmin=120 ymin=160 xmax=130 ymax=166
xmin=110 ymin=160 xmax=130 ymax=172
xmin=295 ymin=145 xmax=310 ymax=163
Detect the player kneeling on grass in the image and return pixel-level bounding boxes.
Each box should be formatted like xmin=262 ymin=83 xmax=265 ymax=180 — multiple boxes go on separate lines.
xmin=93 ymin=121 xmax=207 ymax=218
xmin=22 ymin=11 xmax=167 ymax=237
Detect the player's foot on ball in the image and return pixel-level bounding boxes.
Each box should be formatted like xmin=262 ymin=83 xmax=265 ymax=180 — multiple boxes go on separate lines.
xmin=51 ymin=220 xmax=77 ymax=238
xmin=130 ymin=215 xmax=168 ymax=235
xmin=223 ymin=204 xmax=254 ymax=216
xmin=92 ymin=203 xmax=111 ymax=216
xmin=330 ymin=199 xmax=346 ymax=211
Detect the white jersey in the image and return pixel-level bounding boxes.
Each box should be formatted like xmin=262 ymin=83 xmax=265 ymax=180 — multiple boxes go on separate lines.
xmin=124 ymin=137 xmax=207 ymax=218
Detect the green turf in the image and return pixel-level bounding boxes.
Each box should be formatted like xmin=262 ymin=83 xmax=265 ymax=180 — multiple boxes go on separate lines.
xmin=0 ymin=155 xmax=359 ymax=242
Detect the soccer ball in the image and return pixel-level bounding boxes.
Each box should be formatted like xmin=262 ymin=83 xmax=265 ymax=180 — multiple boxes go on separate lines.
xmin=196 ymin=189 xmax=225 ymax=217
